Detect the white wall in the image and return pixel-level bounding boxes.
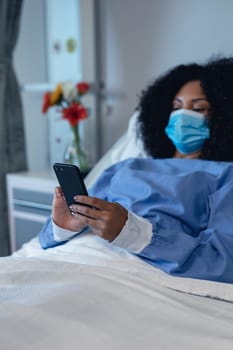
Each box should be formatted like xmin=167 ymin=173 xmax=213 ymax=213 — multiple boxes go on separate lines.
xmin=14 ymin=0 xmax=233 ymax=169
xmin=14 ymin=0 xmax=48 ymax=171
xmin=14 ymin=0 xmax=98 ymax=171
xmin=99 ymin=0 xmax=233 ymax=153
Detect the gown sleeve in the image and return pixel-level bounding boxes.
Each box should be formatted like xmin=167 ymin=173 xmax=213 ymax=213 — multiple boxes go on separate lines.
xmin=38 ymin=163 xmax=123 ymax=249
xmin=38 ymin=158 xmax=233 ymax=283
xmin=132 ymin=180 xmax=233 ymax=283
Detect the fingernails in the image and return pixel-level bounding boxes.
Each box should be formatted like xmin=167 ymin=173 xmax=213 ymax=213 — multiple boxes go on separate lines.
xmin=55 ymin=188 xmax=61 ymax=197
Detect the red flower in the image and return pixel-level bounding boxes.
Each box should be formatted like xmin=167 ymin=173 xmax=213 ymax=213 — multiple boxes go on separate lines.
xmin=62 ymin=102 xmax=88 ymax=127
xmin=76 ymin=82 xmax=90 ymax=95
xmin=42 ymin=92 xmax=51 ymax=113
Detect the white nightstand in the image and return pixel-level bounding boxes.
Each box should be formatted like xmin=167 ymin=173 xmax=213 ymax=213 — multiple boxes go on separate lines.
xmin=6 ymin=170 xmax=58 ymax=253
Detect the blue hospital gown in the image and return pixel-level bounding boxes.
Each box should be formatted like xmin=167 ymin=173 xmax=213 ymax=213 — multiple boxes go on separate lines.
xmin=39 ymin=158 xmax=233 ymax=283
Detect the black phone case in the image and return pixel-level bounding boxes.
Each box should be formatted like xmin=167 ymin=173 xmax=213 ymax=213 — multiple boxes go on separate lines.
xmin=53 ymin=163 xmax=88 ymax=207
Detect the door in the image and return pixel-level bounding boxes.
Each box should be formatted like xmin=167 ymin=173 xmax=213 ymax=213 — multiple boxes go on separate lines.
xmin=15 ymin=0 xmax=99 ymax=171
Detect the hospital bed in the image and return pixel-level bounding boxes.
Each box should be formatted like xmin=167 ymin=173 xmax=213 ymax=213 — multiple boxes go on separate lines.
xmin=1 ymin=112 xmax=233 ymax=350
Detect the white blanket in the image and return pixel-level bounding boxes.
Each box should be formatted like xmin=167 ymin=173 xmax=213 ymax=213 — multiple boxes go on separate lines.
xmin=1 ymin=235 xmax=233 ymax=350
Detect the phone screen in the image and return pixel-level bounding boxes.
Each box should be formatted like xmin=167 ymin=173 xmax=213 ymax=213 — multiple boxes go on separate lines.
xmin=53 ymin=163 xmax=88 ymax=207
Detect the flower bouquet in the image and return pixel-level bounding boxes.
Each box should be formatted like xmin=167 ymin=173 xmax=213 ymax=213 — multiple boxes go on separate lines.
xmin=42 ymin=81 xmax=90 ymax=173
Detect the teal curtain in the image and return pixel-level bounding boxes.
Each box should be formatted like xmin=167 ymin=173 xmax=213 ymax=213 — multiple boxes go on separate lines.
xmin=0 ymin=0 xmax=27 ymax=256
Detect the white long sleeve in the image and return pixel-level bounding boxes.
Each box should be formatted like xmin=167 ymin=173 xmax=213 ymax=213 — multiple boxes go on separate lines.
xmin=52 ymin=211 xmax=152 ymax=252
xmin=110 ymin=211 xmax=152 ymax=253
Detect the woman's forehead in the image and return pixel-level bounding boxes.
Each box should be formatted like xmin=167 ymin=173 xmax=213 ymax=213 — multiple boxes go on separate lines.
xmin=174 ymin=80 xmax=206 ymax=99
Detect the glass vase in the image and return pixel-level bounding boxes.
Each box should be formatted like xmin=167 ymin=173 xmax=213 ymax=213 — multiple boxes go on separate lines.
xmin=63 ymin=125 xmax=90 ymax=176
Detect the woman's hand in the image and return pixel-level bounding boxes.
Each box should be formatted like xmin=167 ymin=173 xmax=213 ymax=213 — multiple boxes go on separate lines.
xmin=69 ymin=195 xmax=128 ymax=242
xmin=52 ymin=187 xmax=128 ymax=241
xmin=52 ymin=187 xmax=87 ymax=232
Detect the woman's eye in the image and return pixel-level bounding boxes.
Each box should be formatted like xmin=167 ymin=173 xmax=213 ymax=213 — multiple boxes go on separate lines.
xmin=193 ymin=108 xmax=206 ymax=113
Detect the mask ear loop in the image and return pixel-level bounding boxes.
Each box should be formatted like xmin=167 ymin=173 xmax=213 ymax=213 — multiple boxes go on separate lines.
xmin=203 ymin=114 xmax=211 ymax=127
xmin=201 ymin=102 xmax=213 ymax=122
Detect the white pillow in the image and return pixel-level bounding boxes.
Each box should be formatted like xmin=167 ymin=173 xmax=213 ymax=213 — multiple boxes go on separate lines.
xmin=85 ymin=111 xmax=147 ymax=188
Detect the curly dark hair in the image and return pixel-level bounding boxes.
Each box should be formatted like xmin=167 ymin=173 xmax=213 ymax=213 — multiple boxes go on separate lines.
xmin=137 ymin=56 xmax=233 ymax=161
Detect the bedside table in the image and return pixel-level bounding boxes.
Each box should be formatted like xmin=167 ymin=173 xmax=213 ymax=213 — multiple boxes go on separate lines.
xmin=6 ymin=170 xmax=58 ymax=253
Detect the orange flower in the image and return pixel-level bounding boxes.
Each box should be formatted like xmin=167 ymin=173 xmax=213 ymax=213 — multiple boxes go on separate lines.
xmin=42 ymin=92 xmax=51 ymax=113
xmin=62 ymin=102 xmax=88 ymax=127
xmin=50 ymin=84 xmax=62 ymax=105
xmin=77 ymin=82 xmax=90 ymax=95
xmin=41 ymin=81 xmax=90 ymax=126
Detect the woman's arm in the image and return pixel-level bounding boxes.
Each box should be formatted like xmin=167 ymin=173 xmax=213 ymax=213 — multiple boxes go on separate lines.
xmin=74 ymin=175 xmax=233 ymax=283
xmin=39 ymin=158 xmax=233 ymax=283
xmin=131 ymin=180 xmax=233 ymax=283
xmin=39 ymin=162 xmax=130 ymax=248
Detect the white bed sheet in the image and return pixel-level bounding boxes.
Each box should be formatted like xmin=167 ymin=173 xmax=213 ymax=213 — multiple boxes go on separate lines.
xmin=1 ymin=234 xmax=233 ymax=350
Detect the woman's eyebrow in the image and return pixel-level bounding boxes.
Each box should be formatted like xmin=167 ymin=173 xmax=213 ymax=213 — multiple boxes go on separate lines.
xmin=173 ymin=97 xmax=209 ymax=102
xmin=173 ymin=97 xmax=182 ymax=102
xmin=192 ymin=98 xmax=209 ymax=102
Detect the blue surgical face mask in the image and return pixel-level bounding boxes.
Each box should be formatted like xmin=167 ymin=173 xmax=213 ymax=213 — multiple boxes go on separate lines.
xmin=165 ymin=109 xmax=210 ymax=154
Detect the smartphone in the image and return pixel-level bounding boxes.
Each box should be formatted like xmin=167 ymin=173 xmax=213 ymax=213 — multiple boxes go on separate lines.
xmin=53 ymin=163 xmax=88 ymax=208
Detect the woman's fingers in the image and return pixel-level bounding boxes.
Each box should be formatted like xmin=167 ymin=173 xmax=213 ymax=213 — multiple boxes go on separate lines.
xmin=54 ymin=194 xmax=128 ymax=241
xmin=71 ymin=211 xmax=101 ymax=227
xmin=73 ymin=195 xmax=110 ymax=210
xmin=55 ymin=186 xmax=63 ymax=197
xmin=70 ymin=199 xmax=128 ymax=241
xmin=70 ymin=203 xmax=101 ymax=220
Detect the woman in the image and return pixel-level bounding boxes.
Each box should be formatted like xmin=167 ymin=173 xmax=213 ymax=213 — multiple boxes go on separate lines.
xmin=39 ymin=56 xmax=233 ymax=283
xmin=138 ymin=57 xmax=233 ymax=161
